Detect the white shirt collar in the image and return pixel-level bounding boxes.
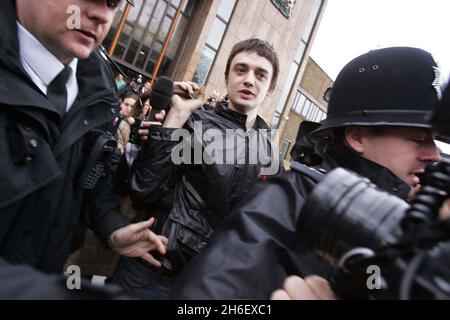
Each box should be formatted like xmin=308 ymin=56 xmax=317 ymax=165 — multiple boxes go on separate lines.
xmin=16 ymin=21 xmax=79 ymax=111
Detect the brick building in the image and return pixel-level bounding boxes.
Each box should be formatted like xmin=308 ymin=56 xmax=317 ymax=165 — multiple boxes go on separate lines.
xmin=104 ymin=0 xmax=327 ymax=128
xmin=279 ymin=56 xmax=333 ymax=163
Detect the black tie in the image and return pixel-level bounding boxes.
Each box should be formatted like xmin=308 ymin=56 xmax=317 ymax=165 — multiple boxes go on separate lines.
xmin=47 ymin=66 xmax=71 ymax=116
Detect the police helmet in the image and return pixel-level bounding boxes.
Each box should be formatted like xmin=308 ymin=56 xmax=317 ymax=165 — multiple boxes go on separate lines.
xmin=314 ymin=47 xmax=441 ymax=134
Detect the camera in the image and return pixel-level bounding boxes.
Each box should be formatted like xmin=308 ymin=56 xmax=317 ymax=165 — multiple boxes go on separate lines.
xmin=128 ymin=117 xmax=142 ymax=145
xmin=297 ymin=158 xmax=450 ymax=299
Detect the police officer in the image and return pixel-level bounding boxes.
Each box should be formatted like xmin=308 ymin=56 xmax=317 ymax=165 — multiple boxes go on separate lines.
xmin=0 ymin=0 xmax=166 ymax=276
xmin=171 ymin=46 xmax=442 ymax=299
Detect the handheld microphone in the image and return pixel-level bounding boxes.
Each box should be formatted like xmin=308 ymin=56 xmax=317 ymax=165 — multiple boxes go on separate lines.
xmin=147 ymin=76 xmax=174 ymax=121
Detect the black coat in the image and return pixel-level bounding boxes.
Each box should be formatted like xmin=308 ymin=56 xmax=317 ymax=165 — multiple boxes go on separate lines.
xmin=130 ymin=101 xmax=279 ymax=273
xmin=0 ymin=0 xmax=129 ymax=273
xmin=0 ymin=258 xmax=126 ymax=299
xmin=172 ymin=140 xmax=411 ymax=299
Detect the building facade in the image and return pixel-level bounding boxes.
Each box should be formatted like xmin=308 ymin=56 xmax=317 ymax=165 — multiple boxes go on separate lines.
xmin=103 ymin=0 xmax=327 ymax=130
xmin=279 ymin=56 xmax=333 ymax=162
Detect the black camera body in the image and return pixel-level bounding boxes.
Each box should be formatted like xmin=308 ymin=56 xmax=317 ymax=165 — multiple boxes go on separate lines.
xmin=298 ymin=162 xmax=450 ymax=299
xmin=128 ymin=117 xmax=142 ymax=145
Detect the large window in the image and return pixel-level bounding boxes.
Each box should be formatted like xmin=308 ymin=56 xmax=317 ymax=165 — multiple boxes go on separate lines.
xmin=192 ymin=0 xmax=237 ymax=86
xmin=292 ymin=91 xmax=326 ymax=122
xmin=103 ymin=0 xmax=195 ymax=78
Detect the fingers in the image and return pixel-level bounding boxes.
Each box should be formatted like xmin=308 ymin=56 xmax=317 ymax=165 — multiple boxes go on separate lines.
xmin=146 ymin=217 xmax=155 ymax=228
xmin=197 ymin=87 xmax=206 ymax=101
xmin=140 ymin=116 xmax=165 ymax=129
xmin=147 ymin=230 xmax=167 ymax=255
xmin=439 ymin=199 xmax=450 ymax=221
xmin=174 ymin=81 xmax=199 ymax=97
xmin=141 ymin=253 xmax=162 ymax=268
xmin=154 ymin=110 xmax=166 ymax=122
xmin=138 ymin=129 xmax=149 ymax=140
xmin=131 ymin=217 xmax=155 ymax=233
xmin=270 ymin=289 xmax=291 ymax=300
xmin=284 ymin=276 xmax=317 ymax=300
xmin=140 ymin=121 xmax=151 ymax=129
xmin=159 ymin=235 xmax=169 ymax=246
xmin=304 ymin=276 xmax=337 ymax=300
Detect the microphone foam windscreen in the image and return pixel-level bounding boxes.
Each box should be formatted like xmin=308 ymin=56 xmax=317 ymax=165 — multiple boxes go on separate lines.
xmin=150 ymin=76 xmax=174 ymax=111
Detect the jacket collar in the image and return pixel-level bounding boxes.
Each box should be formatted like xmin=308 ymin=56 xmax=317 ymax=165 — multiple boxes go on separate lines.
xmin=17 ymin=21 xmax=79 ymax=95
xmin=318 ymin=139 xmax=411 ymax=200
xmin=215 ymin=101 xmax=269 ymax=130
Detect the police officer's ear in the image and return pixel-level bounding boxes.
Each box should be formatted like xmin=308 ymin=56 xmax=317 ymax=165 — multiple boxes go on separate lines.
xmin=344 ymin=126 xmax=365 ymax=155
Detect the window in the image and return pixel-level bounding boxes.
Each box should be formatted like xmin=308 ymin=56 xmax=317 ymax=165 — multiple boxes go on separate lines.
xmin=193 ymin=0 xmax=237 ymax=86
xmin=280 ymin=139 xmax=292 ymax=160
xmin=103 ymin=0 xmax=195 ymax=78
xmin=292 ymin=91 xmax=326 ymax=122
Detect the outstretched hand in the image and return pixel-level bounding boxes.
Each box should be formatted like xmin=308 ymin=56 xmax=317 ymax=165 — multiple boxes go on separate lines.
xmin=108 ymin=217 xmax=168 ymax=267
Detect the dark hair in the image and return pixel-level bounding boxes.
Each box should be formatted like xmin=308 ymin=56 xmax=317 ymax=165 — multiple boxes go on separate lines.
xmin=121 ymin=92 xmax=140 ymax=115
xmin=225 ymin=38 xmax=279 ymax=91
xmin=122 ymin=92 xmax=140 ymax=103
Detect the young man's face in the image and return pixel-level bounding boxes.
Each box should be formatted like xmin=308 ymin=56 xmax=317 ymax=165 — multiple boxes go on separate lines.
xmin=346 ymin=127 xmax=441 ymax=196
xmin=16 ymin=0 xmax=116 ymax=64
xmin=225 ymin=51 xmax=274 ymax=112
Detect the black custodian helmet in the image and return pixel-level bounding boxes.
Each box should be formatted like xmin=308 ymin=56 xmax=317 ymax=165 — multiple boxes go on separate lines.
xmin=314 ymin=47 xmax=441 ymax=134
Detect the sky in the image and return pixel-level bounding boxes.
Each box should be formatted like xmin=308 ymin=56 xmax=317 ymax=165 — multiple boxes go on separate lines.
xmin=310 ymin=0 xmax=450 ymax=154
xmin=310 ymin=0 xmax=450 ymax=83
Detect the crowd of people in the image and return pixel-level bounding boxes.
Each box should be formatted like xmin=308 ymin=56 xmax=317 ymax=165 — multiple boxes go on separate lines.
xmin=0 ymin=0 xmax=448 ymax=300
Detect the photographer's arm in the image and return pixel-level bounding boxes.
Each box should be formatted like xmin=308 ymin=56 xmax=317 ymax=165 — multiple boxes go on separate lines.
xmin=129 ymin=125 xmax=180 ymax=205
xmin=130 ymin=82 xmax=205 ymax=205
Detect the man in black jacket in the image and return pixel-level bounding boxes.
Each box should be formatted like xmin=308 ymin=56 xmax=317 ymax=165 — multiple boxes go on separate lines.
xmin=172 ymin=47 xmax=443 ymax=299
xmin=0 ymin=0 xmax=167 ymax=283
xmin=111 ymin=38 xmax=281 ymax=299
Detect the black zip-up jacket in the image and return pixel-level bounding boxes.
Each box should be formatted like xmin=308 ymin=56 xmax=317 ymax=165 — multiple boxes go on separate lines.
xmin=0 ymin=0 xmax=129 ymax=273
xmin=172 ymin=140 xmax=411 ymax=299
xmin=130 ymin=101 xmax=279 ymax=273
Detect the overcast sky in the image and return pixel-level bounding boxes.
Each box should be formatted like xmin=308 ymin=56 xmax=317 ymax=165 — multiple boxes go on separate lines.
xmin=310 ymin=0 xmax=450 ymax=153
xmin=310 ymin=0 xmax=450 ymax=83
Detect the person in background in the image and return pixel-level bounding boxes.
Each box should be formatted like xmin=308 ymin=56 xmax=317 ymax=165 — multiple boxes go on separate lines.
xmin=116 ymin=92 xmax=139 ymax=153
xmin=115 ymin=72 xmax=126 ymax=90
